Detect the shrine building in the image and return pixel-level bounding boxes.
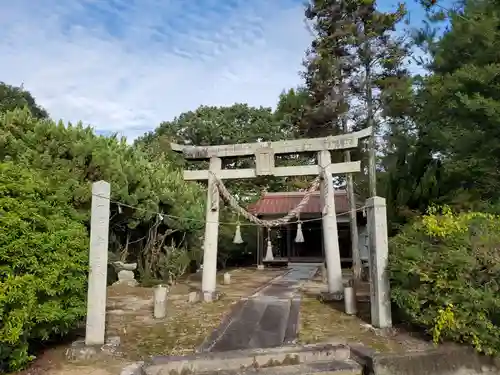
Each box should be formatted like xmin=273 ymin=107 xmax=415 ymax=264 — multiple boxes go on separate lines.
xmin=248 ymin=190 xmax=369 ymax=267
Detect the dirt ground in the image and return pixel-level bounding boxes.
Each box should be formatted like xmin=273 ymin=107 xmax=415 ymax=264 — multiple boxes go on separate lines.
xmin=14 ymin=267 xmax=284 ymax=375
xmin=298 ymin=271 xmax=433 ymax=353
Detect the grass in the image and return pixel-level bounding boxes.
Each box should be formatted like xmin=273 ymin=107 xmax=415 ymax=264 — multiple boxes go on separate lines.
xmin=298 ymin=274 xmax=433 ymax=354
xmin=107 ymin=296 xmax=237 ymax=359
xmin=299 ymin=296 xmax=396 ymax=352
xmin=106 ymin=267 xmax=284 ymax=359
xmin=13 ymin=267 xmax=284 ymax=375
xmin=108 ymin=267 xmax=284 ymax=359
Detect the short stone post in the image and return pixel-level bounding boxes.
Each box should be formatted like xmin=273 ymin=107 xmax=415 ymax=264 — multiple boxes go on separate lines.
xmin=188 ymin=291 xmax=199 ymax=303
xmin=85 ymin=181 xmax=111 ymax=346
xmin=153 ymin=285 xmax=168 ymax=319
xmin=223 ymin=272 xmax=231 ymax=285
xmin=366 ymin=196 xmax=392 ymax=328
xmin=344 ymin=282 xmax=356 ymax=316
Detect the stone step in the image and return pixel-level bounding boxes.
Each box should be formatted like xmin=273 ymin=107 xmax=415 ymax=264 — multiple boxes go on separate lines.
xmin=194 ymin=359 xmax=362 ymax=375
xmin=144 ymin=343 xmax=351 ymax=375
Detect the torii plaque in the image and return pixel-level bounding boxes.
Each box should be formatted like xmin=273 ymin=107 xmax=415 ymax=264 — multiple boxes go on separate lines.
xmin=171 ymin=127 xmax=371 ymax=301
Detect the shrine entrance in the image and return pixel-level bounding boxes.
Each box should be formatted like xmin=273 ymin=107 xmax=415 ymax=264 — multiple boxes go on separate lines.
xmin=262 ymin=220 xmax=324 ymax=266
xmin=170 ymin=127 xmax=371 ymax=301
xmin=248 ymin=190 xmax=368 ymax=267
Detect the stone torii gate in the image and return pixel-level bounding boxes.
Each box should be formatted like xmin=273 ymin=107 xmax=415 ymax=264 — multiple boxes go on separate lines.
xmin=171 ymin=127 xmax=371 ymax=301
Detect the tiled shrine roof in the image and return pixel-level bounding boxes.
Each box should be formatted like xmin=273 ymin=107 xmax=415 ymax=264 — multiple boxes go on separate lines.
xmin=248 ymin=190 xmax=360 ymax=216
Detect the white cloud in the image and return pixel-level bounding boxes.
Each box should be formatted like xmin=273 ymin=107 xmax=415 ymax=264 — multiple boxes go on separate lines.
xmin=0 ymin=0 xmax=311 ymax=139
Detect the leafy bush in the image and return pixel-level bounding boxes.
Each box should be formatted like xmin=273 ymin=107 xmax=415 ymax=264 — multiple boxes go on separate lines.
xmin=137 ymin=223 xmax=193 ymax=286
xmin=0 ymin=162 xmax=89 ymax=371
xmin=158 ymin=245 xmax=192 ymax=285
xmin=389 ymin=206 xmax=500 ymax=355
xmin=0 ymin=109 xmax=206 ymax=284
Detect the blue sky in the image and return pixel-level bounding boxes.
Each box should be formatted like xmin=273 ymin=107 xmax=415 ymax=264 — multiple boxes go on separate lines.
xmin=0 ymin=0 xmax=450 ymax=140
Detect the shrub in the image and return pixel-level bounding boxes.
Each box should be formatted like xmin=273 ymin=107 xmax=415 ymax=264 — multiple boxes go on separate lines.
xmin=0 ymin=109 xmax=207 ymax=285
xmin=0 ymin=162 xmax=89 ymax=371
xmin=389 ymin=205 xmax=500 ymax=355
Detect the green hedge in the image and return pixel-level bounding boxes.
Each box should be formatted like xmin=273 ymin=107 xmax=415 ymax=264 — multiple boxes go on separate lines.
xmin=389 ymin=206 xmax=500 ymax=355
xmin=0 ymin=162 xmax=89 ymax=371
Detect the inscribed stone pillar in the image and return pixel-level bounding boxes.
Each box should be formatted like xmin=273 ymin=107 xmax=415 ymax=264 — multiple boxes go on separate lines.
xmin=318 ymin=150 xmax=343 ymax=295
xmin=201 ymin=157 xmax=222 ymax=298
xmin=85 ymin=181 xmax=111 ymax=346
xmin=366 ymin=196 xmax=392 ymax=328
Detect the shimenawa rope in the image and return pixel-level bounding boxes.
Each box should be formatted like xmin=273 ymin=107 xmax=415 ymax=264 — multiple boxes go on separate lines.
xmin=209 ymin=171 xmax=322 ymax=228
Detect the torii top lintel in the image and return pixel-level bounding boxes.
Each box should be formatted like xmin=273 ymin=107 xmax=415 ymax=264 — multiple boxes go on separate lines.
xmin=170 ymin=127 xmax=372 ymax=160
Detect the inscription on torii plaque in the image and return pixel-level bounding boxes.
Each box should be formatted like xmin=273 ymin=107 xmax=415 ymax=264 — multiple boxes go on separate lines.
xmin=255 ymin=147 xmax=274 ymax=176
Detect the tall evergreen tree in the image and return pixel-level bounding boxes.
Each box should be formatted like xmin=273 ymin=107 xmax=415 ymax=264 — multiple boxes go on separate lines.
xmin=301 ymin=0 xmax=358 ymax=137
xmin=302 ymin=0 xmax=408 ymax=198
xmin=301 ymin=0 xmax=407 ymax=139
xmin=416 ymin=0 xmax=500 ymax=202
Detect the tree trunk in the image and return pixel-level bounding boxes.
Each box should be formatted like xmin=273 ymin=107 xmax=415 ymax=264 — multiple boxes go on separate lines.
xmin=343 ymin=117 xmax=360 ymax=309
xmin=366 ymin=63 xmax=377 ymax=197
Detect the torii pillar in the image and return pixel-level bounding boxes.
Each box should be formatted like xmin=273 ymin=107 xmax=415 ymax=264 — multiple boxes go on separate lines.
xmin=201 ymin=157 xmax=222 ymax=301
xmin=318 ymin=150 xmax=343 ymax=296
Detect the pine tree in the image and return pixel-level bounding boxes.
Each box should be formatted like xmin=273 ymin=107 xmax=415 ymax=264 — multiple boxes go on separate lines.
xmin=302 ymin=0 xmax=408 ymax=197
xmin=301 ymin=0 xmax=358 ymax=137
xmin=416 ymin=0 xmax=500 ymax=201
xmin=302 ymin=0 xmax=407 ymax=136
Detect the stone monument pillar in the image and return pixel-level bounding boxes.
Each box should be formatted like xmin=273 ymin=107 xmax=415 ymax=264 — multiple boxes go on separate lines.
xmin=366 ymin=196 xmax=392 ymax=328
xmin=85 ymin=181 xmax=111 ymax=346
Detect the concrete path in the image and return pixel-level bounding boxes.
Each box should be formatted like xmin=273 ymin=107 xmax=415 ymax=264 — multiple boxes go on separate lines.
xmin=202 ymin=264 xmax=319 ymax=352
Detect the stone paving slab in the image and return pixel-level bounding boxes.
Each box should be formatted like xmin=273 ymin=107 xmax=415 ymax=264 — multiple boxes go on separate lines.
xmin=247 ymin=300 xmax=291 ymax=349
xmin=256 ymin=281 xmax=297 ymax=298
xmin=210 ymin=300 xmax=268 ymax=351
xmin=206 ymin=264 xmax=319 ymax=353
